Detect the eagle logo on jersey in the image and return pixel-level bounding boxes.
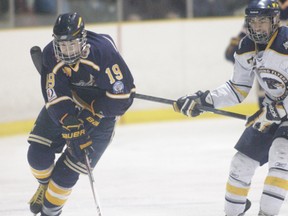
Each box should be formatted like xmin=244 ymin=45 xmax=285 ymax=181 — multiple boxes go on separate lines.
xmin=72 ymin=74 xmax=96 ymax=87
xmin=258 ymin=68 xmax=288 ymax=101
xmin=263 ymin=77 xmax=284 ymax=89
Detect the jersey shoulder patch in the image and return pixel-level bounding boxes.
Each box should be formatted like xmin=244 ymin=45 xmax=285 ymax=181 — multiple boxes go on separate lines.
xmin=236 ymin=36 xmax=255 ymax=55
xmin=270 ymin=26 xmax=288 ymax=55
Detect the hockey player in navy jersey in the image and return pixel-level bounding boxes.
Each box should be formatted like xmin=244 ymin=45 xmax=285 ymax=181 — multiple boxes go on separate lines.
xmin=174 ymin=0 xmax=288 ymax=216
xmin=27 ymin=12 xmax=135 ymax=215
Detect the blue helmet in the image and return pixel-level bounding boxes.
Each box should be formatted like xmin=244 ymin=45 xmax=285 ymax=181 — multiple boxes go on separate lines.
xmin=245 ymin=0 xmax=280 ymax=44
xmin=53 ymin=12 xmax=87 ymax=64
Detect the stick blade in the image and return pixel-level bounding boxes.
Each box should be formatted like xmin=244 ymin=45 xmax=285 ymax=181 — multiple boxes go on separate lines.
xmin=30 ymin=46 xmax=43 ymax=75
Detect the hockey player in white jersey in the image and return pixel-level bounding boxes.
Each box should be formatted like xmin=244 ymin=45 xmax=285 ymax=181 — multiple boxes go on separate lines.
xmin=174 ymin=0 xmax=288 ymax=216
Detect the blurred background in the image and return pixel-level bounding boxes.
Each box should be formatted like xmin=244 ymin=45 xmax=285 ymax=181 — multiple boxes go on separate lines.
xmin=0 ymin=0 xmax=258 ymax=136
xmin=0 ymin=0 xmax=249 ymax=28
xmin=2 ymin=3 xmax=288 ymax=216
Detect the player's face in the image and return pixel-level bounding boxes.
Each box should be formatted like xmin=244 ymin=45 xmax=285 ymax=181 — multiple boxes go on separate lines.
xmin=248 ymin=16 xmax=272 ymax=36
xmin=58 ymin=39 xmax=81 ymax=57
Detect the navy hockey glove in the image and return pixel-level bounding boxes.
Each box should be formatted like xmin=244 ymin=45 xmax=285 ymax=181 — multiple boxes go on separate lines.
xmin=62 ymin=115 xmax=94 ymax=161
xmin=245 ymin=102 xmax=287 ymax=133
xmin=173 ymin=90 xmax=214 ymax=117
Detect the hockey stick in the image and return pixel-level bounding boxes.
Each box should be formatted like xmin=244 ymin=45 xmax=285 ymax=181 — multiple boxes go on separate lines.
xmin=133 ymin=93 xmax=247 ymax=120
xmin=30 ymin=46 xmax=42 ymax=75
xmin=84 ymin=151 xmax=103 ymax=216
xmin=29 ymin=46 xmax=247 ymax=121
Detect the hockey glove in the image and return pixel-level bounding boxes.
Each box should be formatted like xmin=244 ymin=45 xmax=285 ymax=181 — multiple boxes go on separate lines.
xmin=245 ymin=102 xmax=287 ymax=133
xmin=62 ymin=115 xmax=94 ymax=161
xmin=79 ymin=109 xmax=103 ymax=128
xmin=78 ymin=100 xmax=104 ymax=128
xmin=173 ymin=90 xmax=214 ymax=117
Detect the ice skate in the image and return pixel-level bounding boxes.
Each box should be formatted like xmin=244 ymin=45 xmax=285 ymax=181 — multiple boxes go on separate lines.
xmin=28 ymin=184 xmax=48 ymax=214
xmin=258 ymin=210 xmax=274 ymax=216
xmin=237 ymin=199 xmax=251 ymax=216
xmin=226 ymin=199 xmax=251 ymax=216
xmin=243 ymin=199 xmax=251 ymax=214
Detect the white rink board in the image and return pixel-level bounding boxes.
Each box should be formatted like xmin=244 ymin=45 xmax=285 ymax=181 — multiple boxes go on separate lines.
xmin=0 ymin=18 xmax=257 ymax=123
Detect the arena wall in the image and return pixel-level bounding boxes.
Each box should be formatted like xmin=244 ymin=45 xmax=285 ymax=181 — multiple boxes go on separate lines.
xmin=0 ymin=17 xmax=258 ymax=135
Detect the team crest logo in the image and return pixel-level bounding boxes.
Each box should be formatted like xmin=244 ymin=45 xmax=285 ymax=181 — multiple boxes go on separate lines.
xmin=47 ymin=88 xmax=57 ymax=101
xmin=112 ymin=81 xmax=124 ymax=94
xmin=262 ymin=77 xmax=284 ymax=89
xmin=258 ymin=68 xmax=288 ymax=100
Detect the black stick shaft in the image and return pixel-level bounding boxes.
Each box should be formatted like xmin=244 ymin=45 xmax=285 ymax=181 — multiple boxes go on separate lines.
xmin=29 ymin=46 xmax=247 ymax=121
xmin=134 ymin=93 xmax=247 ymax=120
xmin=134 ymin=93 xmax=174 ymax=105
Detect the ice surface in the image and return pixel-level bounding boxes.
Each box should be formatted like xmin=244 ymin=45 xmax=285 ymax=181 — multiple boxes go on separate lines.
xmin=0 ymin=118 xmax=287 ymax=216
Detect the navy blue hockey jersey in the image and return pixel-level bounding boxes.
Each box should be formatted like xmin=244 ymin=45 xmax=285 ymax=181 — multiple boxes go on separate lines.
xmin=41 ymin=31 xmax=136 ymax=125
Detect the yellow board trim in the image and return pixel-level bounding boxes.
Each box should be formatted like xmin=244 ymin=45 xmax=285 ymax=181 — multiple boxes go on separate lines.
xmin=0 ymin=103 xmax=258 ymax=137
xmin=0 ymin=120 xmax=35 ymax=137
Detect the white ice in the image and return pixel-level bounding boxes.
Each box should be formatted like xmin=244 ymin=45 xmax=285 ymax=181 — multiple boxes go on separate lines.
xmin=1 ymin=118 xmax=288 ymax=216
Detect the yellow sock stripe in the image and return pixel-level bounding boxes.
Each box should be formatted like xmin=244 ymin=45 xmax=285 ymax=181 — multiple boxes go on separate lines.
xmin=265 ymin=176 xmax=288 ymax=190
xmin=45 ymin=180 xmax=72 ymax=206
xmin=30 ymin=165 xmax=54 ymax=179
xmin=226 ymin=183 xmax=249 ymax=196
xmin=49 ymin=180 xmax=72 ymax=196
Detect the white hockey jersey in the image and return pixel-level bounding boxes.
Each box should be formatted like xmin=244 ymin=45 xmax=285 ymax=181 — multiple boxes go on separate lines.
xmin=211 ymin=26 xmax=288 ymax=111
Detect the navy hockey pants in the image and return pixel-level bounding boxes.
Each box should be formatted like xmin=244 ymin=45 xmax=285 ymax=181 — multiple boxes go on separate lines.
xmin=234 ymin=124 xmax=279 ymax=166
xmin=27 ymin=106 xmax=116 ymax=187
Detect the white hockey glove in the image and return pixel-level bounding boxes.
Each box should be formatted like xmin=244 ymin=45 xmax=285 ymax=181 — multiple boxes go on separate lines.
xmin=173 ymin=90 xmax=214 ymax=117
xmin=245 ymin=102 xmax=287 ymax=133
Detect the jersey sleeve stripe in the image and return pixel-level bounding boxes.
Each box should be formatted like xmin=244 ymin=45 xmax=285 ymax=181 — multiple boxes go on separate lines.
xmin=45 ymin=96 xmax=74 ymax=109
xmin=106 ymin=88 xmax=136 ymax=99
xmin=226 ymin=81 xmax=242 ymax=103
